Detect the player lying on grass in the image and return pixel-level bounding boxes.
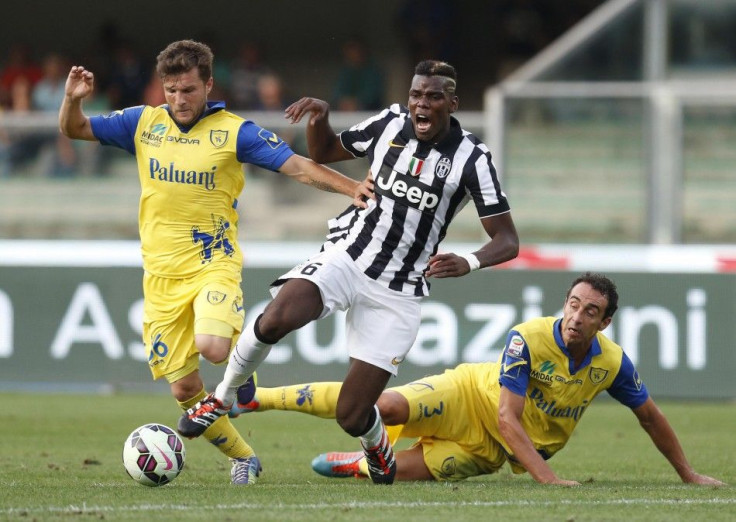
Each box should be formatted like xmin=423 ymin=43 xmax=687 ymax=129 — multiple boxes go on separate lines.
xmin=231 ymin=273 xmax=724 ymax=486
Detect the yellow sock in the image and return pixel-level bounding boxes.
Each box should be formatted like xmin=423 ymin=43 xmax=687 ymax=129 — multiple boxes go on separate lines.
xmin=387 ymin=424 xmax=404 ymax=446
xmin=177 ymin=389 xmax=207 ymax=411
xmin=177 ymin=389 xmax=254 ymax=459
xmin=203 ymin=416 xmax=255 ymax=460
xmin=258 ymin=382 xmax=342 ymax=419
xmin=358 ymin=457 xmax=369 ymax=477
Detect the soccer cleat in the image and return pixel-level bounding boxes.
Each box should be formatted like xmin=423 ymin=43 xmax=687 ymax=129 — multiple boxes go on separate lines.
xmin=311 ymin=451 xmax=365 ymax=479
xmin=229 ymin=374 xmax=259 ymax=418
xmin=230 ymin=456 xmax=262 ymax=485
xmin=361 ymin=430 xmax=396 ymax=485
xmin=177 ymin=393 xmax=229 ymax=438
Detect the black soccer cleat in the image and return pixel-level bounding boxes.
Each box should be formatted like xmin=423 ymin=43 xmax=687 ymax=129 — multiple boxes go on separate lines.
xmin=361 ymin=429 xmax=396 ymax=485
xmin=177 ymin=393 xmax=229 ymax=438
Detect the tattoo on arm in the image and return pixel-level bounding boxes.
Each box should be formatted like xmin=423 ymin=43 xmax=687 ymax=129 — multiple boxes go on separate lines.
xmin=309 ymin=180 xmax=337 ymax=192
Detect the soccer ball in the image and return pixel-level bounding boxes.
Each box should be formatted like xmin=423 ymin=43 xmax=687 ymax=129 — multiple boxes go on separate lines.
xmin=122 ymin=423 xmax=185 ymax=487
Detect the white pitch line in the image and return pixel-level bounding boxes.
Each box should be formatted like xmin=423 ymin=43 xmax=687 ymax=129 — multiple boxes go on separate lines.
xmin=4 ymin=497 xmax=736 ymax=515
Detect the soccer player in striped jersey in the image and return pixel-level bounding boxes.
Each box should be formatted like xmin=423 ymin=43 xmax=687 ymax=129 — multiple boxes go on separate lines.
xmin=233 ymin=273 xmax=725 ymax=487
xmin=179 ymin=60 xmax=520 ymax=484
xmin=59 ymin=40 xmax=368 ymax=485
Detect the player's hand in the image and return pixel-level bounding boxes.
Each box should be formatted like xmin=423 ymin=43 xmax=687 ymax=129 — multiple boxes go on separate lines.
xmin=546 ymin=478 xmax=581 ymax=487
xmin=285 ymin=97 xmax=329 ymax=126
xmin=683 ymin=472 xmax=726 ymax=486
xmin=353 ymin=170 xmax=375 ymax=209
xmin=64 ymin=66 xmax=94 ymax=100
xmin=425 ymin=252 xmax=473 ymax=278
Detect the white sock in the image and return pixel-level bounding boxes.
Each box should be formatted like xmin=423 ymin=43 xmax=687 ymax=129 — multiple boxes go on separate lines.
xmin=215 ymin=318 xmax=272 ymax=406
xmin=359 ymin=405 xmax=385 ymax=448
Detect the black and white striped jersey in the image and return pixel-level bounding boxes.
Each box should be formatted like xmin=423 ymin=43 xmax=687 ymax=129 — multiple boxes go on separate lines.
xmin=323 ymin=104 xmax=511 ymax=297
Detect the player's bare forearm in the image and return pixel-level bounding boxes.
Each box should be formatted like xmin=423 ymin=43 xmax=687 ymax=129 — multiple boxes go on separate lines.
xmin=305 ymin=179 xmax=352 ymax=194
xmin=634 ymin=399 xmax=725 ymax=485
xmin=427 ymin=226 xmax=519 ymax=279
xmin=500 ymin=422 xmax=570 ymax=485
xmin=59 ymin=66 xmax=96 ymax=141
xmin=498 ymin=388 xmax=580 ymax=486
xmin=285 ymin=97 xmax=351 ymax=164
xmin=478 ymin=212 xmax=519 ymax=266
xmin=280 ymin=155 xmax=359 ymax=199
xmin=306 ymin=121 xmax=343 ymax=164
xmin=59 ymin=97 xmax=95 ymax=141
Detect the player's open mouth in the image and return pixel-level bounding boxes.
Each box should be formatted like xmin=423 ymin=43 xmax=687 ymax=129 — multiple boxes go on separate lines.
xmin=415 ymin=114 xmax=431 ymax=133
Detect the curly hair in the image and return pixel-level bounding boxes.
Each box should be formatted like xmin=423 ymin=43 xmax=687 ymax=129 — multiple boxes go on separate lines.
xmin=156 ymin=40 xmax=213 ymax=82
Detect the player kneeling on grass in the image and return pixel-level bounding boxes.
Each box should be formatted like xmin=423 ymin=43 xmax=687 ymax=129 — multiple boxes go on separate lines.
xmin=231 ymin=273 xmax=725 ymax=486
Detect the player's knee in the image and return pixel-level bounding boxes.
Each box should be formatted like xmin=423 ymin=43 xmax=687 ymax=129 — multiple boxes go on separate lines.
xmin=335 ymin=404 xmax=372 ymax=437
xmin=336 ymin=415 xmax=365 ymax=438
xmin=170 ymin=376 xmax=203 ymax=404
xmin=377 ymin=391 xmax=409 ymax=425
xmin=253 ymin=310 xmax=288 ymax=343
xmin=195 ymin=334 xmax=231 ymax=363
xmin=258 ymin=302 xmax=319 ymax=342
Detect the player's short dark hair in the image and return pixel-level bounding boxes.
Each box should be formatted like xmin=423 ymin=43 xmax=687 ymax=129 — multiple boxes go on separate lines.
xmin=156 ymin=40 xmax=213 ymax=82
xmin=414 ymin=60 xmax=457 ymax=80
xmin=414 ymin=60 xmax=457 ymax=94
xmin=566 ymin=272 xmax=619 ymax=319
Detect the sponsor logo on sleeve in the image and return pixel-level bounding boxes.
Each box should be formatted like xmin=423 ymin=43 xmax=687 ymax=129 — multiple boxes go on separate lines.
xmin=507 ymin=335 xmax=525 ymax=357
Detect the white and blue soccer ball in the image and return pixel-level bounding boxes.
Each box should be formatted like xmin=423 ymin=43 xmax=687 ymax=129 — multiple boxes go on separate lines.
xmin=122 ymin=423 xmax=185 ymax=487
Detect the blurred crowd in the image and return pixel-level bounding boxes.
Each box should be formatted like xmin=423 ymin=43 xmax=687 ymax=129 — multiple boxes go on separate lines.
xmin=0 ymin=34 xmax=388 ymax=179
xmin=0 ymin=0 xmax=602 ymax=178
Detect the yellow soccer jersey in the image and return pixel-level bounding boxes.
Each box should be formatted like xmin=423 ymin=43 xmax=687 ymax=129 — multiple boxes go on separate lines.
xmin=494 ymin=316 xmax=649 ymax=469
xmin=90 ymin=102 xmax=293 ymax=278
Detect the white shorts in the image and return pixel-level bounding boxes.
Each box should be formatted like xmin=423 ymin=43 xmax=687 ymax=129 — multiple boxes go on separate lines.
xmin=271 ymin=247 xmax=422 ymax=375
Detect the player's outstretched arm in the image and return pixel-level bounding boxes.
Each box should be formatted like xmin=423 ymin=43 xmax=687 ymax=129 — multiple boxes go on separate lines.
xmin=633 ymin=397 xmax=725 ymax=486
xmin=278 ymin=154 xmax=362 ymax=201
xmin=285 ymin=97 xmax=353 ymax=164
xmin=59 ymin=66 xmax=96 ymax=141
xmin=426 ymin=212 xmax=519 ymax=278
xmin=498 ymin=387 xmax=580 ymax=486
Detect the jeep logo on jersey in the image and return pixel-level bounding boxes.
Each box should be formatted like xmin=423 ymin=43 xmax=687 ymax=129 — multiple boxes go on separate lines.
xmin=435 ymin=156 xmax=452 ymax=178
xmin=375 ymin=169 xmax=440 ymax=213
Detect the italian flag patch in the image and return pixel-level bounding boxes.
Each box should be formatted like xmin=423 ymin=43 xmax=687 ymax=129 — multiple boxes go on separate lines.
xmin=408 ymin=157 xmax=424 ymax=177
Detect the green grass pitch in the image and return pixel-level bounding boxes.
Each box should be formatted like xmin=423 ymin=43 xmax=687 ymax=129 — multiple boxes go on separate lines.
xmin=0 ymin=392 xmax=733 ymax=521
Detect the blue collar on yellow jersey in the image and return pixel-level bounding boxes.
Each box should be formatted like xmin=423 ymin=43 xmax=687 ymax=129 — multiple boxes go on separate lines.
xmin=165 ymin=100 xmax=226 ymax=133
xmin=553 ymin=318 xmax=603 ymax=374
